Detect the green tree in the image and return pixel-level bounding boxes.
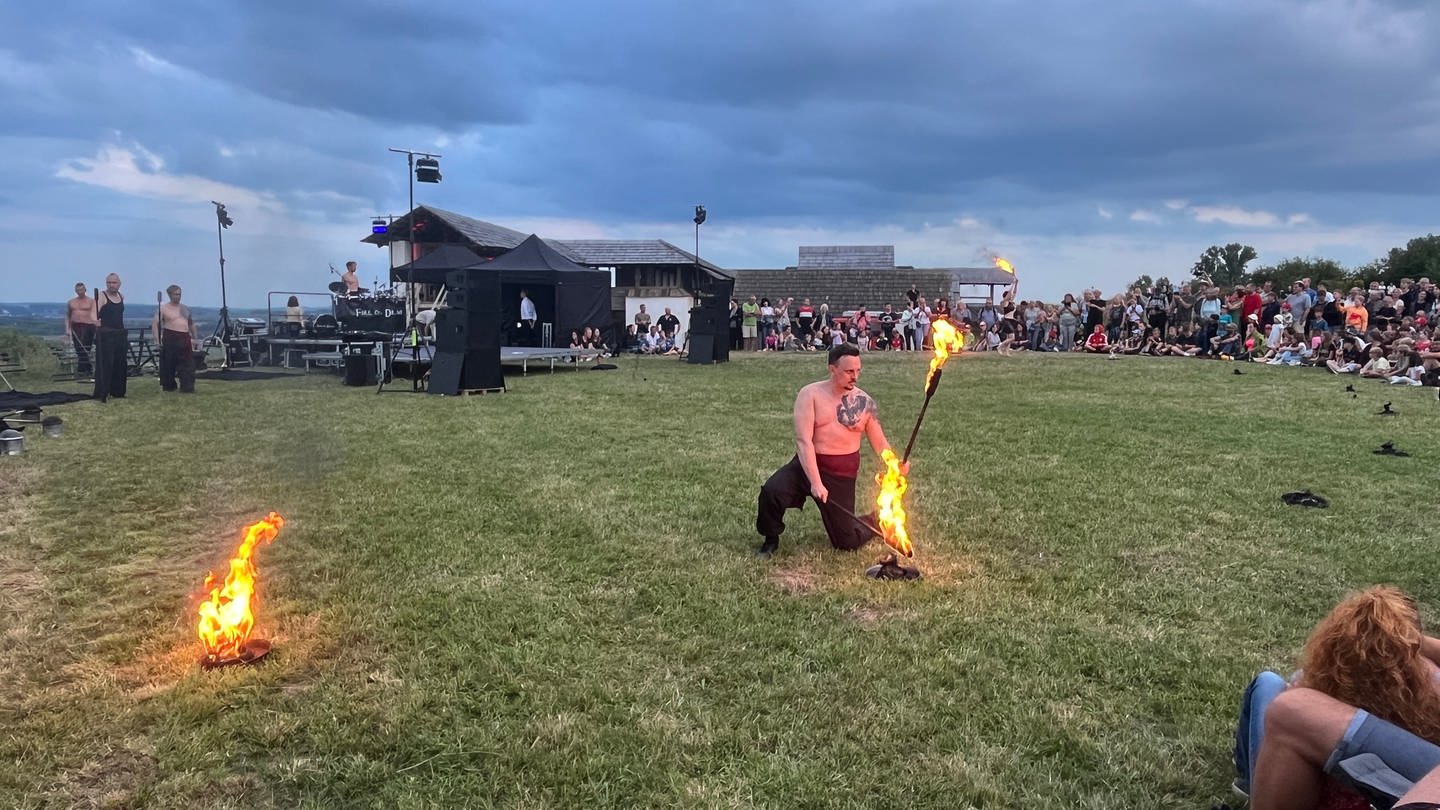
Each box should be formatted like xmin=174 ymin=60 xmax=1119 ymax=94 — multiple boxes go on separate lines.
xmin=1376 ymin=234 xmax=1440 ymax=285
xmin=1249 ymin=257 xmax=1349 ymax=292
xmin=1192 ymin=243 xmax=1258 ymax=288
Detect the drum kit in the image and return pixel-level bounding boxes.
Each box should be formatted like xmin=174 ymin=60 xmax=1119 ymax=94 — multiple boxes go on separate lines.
xmin=329 ymin=282 xmax=405 ymax=334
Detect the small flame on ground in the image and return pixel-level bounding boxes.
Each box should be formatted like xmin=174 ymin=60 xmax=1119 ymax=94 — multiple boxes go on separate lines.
xmin=196 ymin=512 xmax=284 ymax=660
xmin=926 ymin=319 xmax=966 ymax=389
xmin=993 ymin=256 xmax=1015 ymax=274
xmin=874 ymin=448 xmax=912 ymax=557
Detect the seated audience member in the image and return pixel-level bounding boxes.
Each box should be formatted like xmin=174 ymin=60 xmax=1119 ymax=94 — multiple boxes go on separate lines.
xmin=1139 ymin=328 xmax=1164 ymax=356
xmin=1327 ymin=337 xmax=1367 ymax=374
xmin=1235 ymin=587 xmax=1440 ymax=808
xmin=1359 ymin=345 xmax=1392 ymax=379
xmin=1212 ymin=322 xmax=1243 ymax=358
xmin=1115 ymin=328 xmax=1144 ymax=355
xmin=588 ymin=326 xmax=610 ymax=358
xmin=777 ymin=326 xmax=798 ymax=352
xmin=624 ymin=324 xmax=644 ymax=354
xmin=1266 ymin=333 xmax=1306 ymax=366
xmin=568 ymin=330 xmax=584 ymax=350
xmin=1083 ymin=323 xmax=1110 ymax=353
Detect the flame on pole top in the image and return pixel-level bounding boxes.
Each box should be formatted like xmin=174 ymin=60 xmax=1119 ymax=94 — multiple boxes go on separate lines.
xmin=993 ymin=256 xmax=1015 ymax=274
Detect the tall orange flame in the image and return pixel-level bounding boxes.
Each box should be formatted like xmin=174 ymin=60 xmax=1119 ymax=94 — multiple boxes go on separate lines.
xmin=993 ymin=256 xmax=1015 ymax=274
xmin=874 ymin=448 xmax=912 ymax=557
xmin=196 ymin=512 xmax=284 ymax=660
xmin=926 ymin=319 xmax=966 ymax=389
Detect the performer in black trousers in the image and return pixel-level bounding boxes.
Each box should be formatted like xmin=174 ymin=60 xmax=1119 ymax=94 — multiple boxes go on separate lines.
xmin=154 ymin=284 xmax=198 ymax=393
xmin=93 ymin=273 xmax=129 ymax=402
xmin=754 ymin=343 xmax=906 ymax=557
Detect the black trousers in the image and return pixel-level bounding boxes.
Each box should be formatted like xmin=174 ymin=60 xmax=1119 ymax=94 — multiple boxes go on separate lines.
xmin=756 ymin=455 xmax=870 ymax=550
xmin=71 ymin=323 xmax=95 ymax=375
xmin=93 ymin=327 xmax=128 ymax=400
xmin=159 ymin=331 xmax=195 ymax=392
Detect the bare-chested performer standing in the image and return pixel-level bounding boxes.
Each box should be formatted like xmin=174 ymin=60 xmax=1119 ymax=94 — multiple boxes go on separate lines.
xmin=755 ymin=342 xmax=908 ymax=557
xmin=152 ymin=284 xmax=199 ymax=393
xmin=64 ymin=281 xmax=98 ymax=376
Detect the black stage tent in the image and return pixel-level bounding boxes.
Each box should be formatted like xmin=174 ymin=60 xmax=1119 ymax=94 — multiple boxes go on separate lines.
xmin=388 ymin=244 xmax=485 ymax=285
xmin=449 ymin=234 xmax=612 ymax=347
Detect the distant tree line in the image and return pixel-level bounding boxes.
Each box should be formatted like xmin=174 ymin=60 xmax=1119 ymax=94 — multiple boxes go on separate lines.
xmin=1123 ymin=233 xmax=1440 ymax=293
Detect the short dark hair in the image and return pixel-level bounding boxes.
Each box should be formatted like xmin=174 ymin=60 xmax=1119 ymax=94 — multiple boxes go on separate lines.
xmin=828 ymin=343 xmax=860 ymax=365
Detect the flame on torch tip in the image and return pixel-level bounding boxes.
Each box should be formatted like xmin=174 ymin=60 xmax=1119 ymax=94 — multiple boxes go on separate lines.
xmin=993 ymin=257 xmax=1015 ymax=274
xmin=874 ymin=448 xmax=912 ymax=557
xmin=196 ymin=512 xmax=284 ymax=660
xmin=925 ymin=319 xmax=966 ymax=390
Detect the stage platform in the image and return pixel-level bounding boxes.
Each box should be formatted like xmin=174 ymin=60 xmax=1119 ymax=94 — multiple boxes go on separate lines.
xmin=501 ymin=346 xmax=592 ymax=374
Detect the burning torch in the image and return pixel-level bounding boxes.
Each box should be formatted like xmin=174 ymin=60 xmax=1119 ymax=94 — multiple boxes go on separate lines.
xmin=871 ymin=318 xmax=967 ymax=561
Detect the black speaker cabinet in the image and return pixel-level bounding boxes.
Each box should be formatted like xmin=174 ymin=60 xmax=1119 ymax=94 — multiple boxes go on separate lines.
xmin=688 ymin=306 xmax=723 ymax=335
xmin=435 ymin=308 xmax=502 ymax=353
xmin=445 ymin=270 xmax=501 ymax=314
xmin=686 ymin=333 xmax=716 ymax=364
xmin=429 ymin=349 xmax=504 ymax=395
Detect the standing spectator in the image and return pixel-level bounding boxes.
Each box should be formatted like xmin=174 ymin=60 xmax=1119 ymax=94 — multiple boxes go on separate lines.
xmin=657 ymin=307 xmax=680 ymax=341
xmin=759 ymin=298 xmax=776 ymax=346
xmin=1199 ymin=287 xmax=1223 ymax=322
xmin=817 ymin=298 xmax=830 ymax=330
xmin=634 ymin=303 xmax=652 ymax=339
xmin=728 ymin=298 xmax=743 ymax=351
xmin=914 ymin=297 xmax=931 ymax=351
xmin=899 ymin=303 xmax=916 ymax=350
xmin=741 ymin=296 xmax=759 ymax=351
xmin=905 ymin=283 xmax=920 ymax=308
xmin=1145 ymin=285 xmax=1170 ymax=337
xmin=795 ymin=298 xmax=816 ymax=341
xmin=852 ymin=305 xmax=871 ymax=352
xmin=1241 ymin=284 xmax=1263 ymax=326
xmin=1341 ymin=292 xmax=1370 ymax=334
xmin=1106 ymin=296 xmax=1126 ymax=342
xmin=1084 ymin=289 xmax=1106 ymax=336
xmin=64 ymin=281 xmax=98 ymax=377
xmin=1169 ymin=285 xmax=1196 ymax=331
xmin=878 ymin=304 xmax=898 ymax=347
xmin=933 ymin=296 xmax=952 ymax=322
xmin=1285 ymin=282 xmax=1312 ymax=334
xmin=1057 ymin=294 xmax=1081 ymax=350
xmin=977 ymin=298 xmax=1000 ymax=330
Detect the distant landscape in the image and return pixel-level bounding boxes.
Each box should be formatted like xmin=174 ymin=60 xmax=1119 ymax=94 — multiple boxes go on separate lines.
xmin=0 ymin=302 xmax=273 ymax=339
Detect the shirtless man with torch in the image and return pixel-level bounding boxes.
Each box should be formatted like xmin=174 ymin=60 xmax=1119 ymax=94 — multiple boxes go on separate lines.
xmin=755 ymin=343 xmax=908 ymax=557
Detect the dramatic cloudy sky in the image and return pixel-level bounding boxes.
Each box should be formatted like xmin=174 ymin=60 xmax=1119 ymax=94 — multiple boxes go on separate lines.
xmin=3 ymin=0 xmax=1437 ymax=305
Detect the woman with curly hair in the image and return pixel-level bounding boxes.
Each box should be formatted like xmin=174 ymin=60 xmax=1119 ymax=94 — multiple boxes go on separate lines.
xmin=1236 ymin=587 xmax=1440 ymax=808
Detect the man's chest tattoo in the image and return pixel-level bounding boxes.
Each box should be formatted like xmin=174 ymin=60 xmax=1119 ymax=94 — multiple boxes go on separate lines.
xmin=836 ymin=394 xmax=870 ymax=427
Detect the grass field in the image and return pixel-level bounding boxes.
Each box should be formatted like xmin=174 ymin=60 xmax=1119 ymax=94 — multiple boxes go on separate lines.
xmin=2 ymin=350 xmax=1437 ymax=809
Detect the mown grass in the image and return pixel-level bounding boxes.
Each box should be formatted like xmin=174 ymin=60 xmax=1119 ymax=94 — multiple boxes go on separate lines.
xmin=2 ymin=352 xmax=1437 ymax=809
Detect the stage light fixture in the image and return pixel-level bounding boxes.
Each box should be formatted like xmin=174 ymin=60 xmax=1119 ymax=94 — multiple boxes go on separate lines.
xmin=415 ymin=157 xmax=442 ymax=183
xmin=693 ymin=204 xmax=706 ymax=226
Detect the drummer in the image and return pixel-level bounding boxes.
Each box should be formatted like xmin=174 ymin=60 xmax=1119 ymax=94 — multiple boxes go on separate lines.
xmin=341 ymin=261 xmax=361 ymax=294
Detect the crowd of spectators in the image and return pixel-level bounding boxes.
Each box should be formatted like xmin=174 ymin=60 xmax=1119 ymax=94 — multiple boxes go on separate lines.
xmin=709 ymin=276 xmax=1440 ymax=388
